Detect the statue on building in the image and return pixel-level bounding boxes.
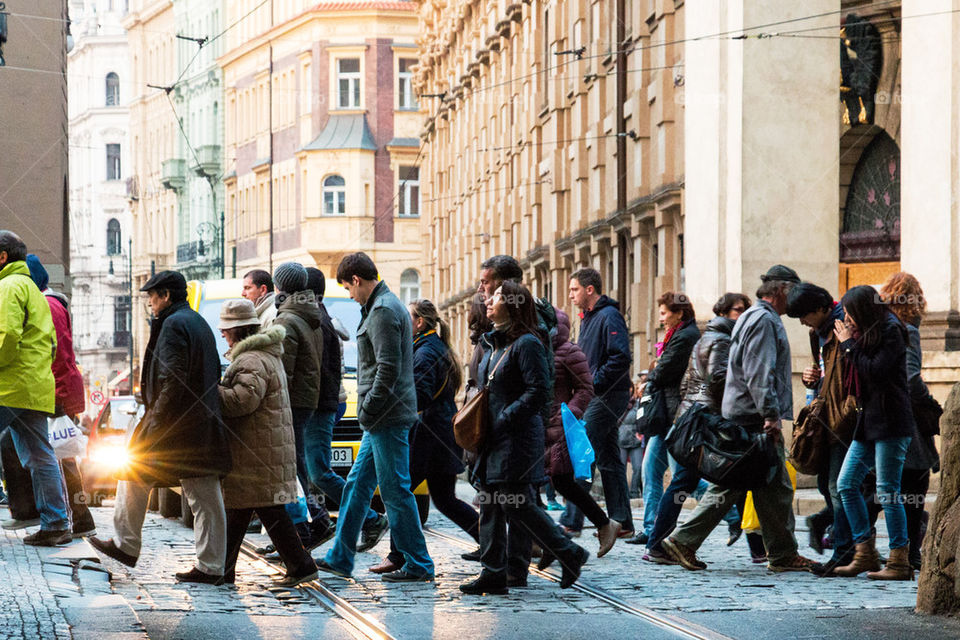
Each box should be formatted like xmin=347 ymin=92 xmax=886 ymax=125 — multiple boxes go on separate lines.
xmin=0 ymin=3 xmax=7 ymax=67
xmin=840 ymin=13 xmax=883 ymax=126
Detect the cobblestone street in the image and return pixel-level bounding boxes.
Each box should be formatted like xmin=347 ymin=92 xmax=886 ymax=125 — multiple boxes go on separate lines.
xmin=21 ymin=482 xmax=952 ymax=640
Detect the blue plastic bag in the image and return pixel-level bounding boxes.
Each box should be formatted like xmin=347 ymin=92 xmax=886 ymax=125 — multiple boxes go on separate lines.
xmin=561 ymin=402 xmax=595 ymax=481
xmin=283 ymin=479 xmax=310 ymax=525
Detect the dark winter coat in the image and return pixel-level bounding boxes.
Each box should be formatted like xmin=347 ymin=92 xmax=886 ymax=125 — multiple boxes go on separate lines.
xmin=274 ymin=292 xmax=323 ymax=409
xmin=45 ymin=293 xmax=85 ymax=417
xmin=218 ymin=326 xmax=298 ymax=509
xmin=647 ymin=318 xmax=700 ymax=432
xmin=475 ymin=329 xmax=550 ymax=485
xmin=841 ymin=311 xmax=918 ymax=442
xmin=356 ymin=281 xmax=417 ymax=431
xmin=677 ymin=316 xmax=733 ymax=417
xmin=128 ymin=301 xmax=230 ymax=487
xmin=409 ymin=330 xmax=465 ymax=477
xmin=316 ymin=303 xmax=343 ymax=413
xmin=903 ymin=321 xmax=939 ymax=471
xmin=545 ymin=309 xmax=594 ymax=477
xmin=577 ymin=295 xmax=632 ymax=397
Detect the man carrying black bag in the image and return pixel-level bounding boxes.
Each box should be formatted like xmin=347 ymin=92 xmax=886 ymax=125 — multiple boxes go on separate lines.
xmin=662 ymin=266 xmax=816 ymax=573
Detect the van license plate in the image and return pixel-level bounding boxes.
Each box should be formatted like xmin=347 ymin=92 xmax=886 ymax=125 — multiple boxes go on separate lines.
xmin=332 ymin=447 xmax=353 ymax=467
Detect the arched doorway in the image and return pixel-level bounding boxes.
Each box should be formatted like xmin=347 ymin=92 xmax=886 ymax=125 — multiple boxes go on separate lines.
xmin=839 ymin=130 xmax=901 ymax=293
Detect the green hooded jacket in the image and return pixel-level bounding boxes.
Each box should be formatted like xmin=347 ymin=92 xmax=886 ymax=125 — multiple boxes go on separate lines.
xmin=0 ymin=260 xmax=57 ymax=413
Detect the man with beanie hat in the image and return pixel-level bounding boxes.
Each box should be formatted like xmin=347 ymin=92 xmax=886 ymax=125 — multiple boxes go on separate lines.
xmin=1 ymin=255 xmax=96 ymax=538
xmin=90 ymin=270 xmax=231 ymax=584
xmin=272 ymin=263 xmax=335 ymax=550
xmin=302 ymin=268 xmax=384 ymax=548
xmin=0 ymin=231 xmax=71 ymax=546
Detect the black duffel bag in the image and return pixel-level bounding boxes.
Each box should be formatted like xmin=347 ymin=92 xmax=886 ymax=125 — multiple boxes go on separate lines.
xmin=636 ymin=385 xmax=670 ymax=437
xmin=666 ymin=403 xmax=779 ymax=490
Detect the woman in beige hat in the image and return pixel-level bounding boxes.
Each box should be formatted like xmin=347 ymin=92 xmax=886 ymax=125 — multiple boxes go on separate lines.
xmin=217 ymin=299 xmax=318 ymax=587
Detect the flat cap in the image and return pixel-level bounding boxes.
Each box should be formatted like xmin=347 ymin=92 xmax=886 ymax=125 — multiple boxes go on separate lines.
xmin=140 ymin=270 xmax=187 ymax=293
xmin=760 ymin=264 xmax=800 ymax=284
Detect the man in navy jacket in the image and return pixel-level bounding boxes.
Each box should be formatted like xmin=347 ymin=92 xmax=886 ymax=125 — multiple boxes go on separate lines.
xmin=565 ymin=268 xmax=634 ymax=536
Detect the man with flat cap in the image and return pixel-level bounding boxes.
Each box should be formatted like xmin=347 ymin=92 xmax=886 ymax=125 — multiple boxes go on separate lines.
xmin=90 ymin=270 xmax=232 ymax=584
xmin=661 ymin=264 xmax=816 ymax=574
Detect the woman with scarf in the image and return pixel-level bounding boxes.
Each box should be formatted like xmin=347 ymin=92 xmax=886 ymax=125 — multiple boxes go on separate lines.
xmin=627 ymin=292 xmax=700 ymax=545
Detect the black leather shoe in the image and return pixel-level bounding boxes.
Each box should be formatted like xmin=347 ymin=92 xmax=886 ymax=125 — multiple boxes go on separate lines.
xmin=727 ymin=525 xmax=743 ymax=547
xmin=357 ymin=515 xmax=389 ymax=552
xmin=460 ymin=571 xmax=508 ymax=595
xmin=314 ymin=558 xmax=351 ymax=578
xmin=560 ymin=546 xmax=589 ymax=589
xmin=89 ymin=536 xmax=138 ymax=567
xmin=537 ymin=549 xmax=556 ymax=571
xmin=23 ymin=529 xmax=72 ymax=547
xmin=175 ymin=567 xmax=224 ymax=585
xmin=624 ymin=533 xmax=648 ymax=545
xmin=506 ymin=574 xmax=527 ymax=587
xmin=381 ymin=569 xmax=434 ymax=583
xmin=461 ymin=549 xmax=481 ymax=562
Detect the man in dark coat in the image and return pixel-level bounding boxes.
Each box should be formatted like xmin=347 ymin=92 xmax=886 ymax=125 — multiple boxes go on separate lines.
xmin=565 ymin=268 xmax=635 ymax=536
xmin=90 ymin=271 xmax=231 ymax=585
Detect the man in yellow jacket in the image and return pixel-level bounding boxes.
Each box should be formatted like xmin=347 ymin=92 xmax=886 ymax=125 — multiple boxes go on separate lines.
xmin=0 ymin=231 xmax=70 ymax=545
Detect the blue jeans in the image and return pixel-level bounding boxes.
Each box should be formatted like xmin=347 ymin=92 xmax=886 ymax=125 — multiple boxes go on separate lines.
xmin=826 ymin=442 xmax=853 ymax=562
xmin=0 ymin=407 xmax=68 ymax=530
xmin=304 ymin=410 xmax=378 ymax=524
xmin=641 ymin=435 xmax=670 ymax=536
xmin=324 ymin=428 xmax=434 ymax=577
xmin=838 ymin=437 xmax=910 ymax=550
xmin=647 ymin=463 xmax=740 ymax=550
xmin=559 ymin=390 xmax=634 ymax=532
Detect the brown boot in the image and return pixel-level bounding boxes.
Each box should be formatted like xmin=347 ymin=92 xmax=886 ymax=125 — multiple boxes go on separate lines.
xmin=833 ymin=539 xmax=881 ymax=577
xmin=867 ymin=546 xmax=914 ymax=581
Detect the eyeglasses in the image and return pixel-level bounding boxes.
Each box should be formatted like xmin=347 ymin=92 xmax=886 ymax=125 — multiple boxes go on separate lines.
xmin=731 ymin=306 xmax=746 ymax=313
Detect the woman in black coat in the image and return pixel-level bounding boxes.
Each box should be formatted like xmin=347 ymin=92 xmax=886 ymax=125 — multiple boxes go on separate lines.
xmin=370 ymin=300 xmax=480 ymax=574
xmin=632 ymin=291 xmax=700 ymax=544
xmin=460 ymin=281 xmax=588 ymax=596
xmin=834 ymin=285 xmax=916 ymax=581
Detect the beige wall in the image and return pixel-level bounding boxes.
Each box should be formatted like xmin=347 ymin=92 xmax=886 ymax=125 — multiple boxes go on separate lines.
xmin=0 ymin=6 xmax=70 ymax=288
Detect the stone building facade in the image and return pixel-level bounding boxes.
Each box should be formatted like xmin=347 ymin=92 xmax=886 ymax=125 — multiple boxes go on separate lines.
xmin=220 ymin=0 xmax=424 ymax=297
xmin=417 ymin=0 xmax=960 ymax=403
xmin=67 ymin=0 xmax=135 ymax=399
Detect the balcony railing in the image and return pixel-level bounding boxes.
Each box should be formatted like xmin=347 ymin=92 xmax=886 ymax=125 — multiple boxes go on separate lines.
xmin=177 ymin=241 xmax=198 ymax=263
xmin=192 ymin=145 xmax=221 ymax=178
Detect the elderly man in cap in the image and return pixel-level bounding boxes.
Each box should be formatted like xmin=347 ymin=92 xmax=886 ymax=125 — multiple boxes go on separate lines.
xmin=90 ymin=270 xmax=232 ymax=584
xmin=661 ymin=265 xmax=817 ymax=573
xmin=0 ymin=230 xmax=71 ymax=546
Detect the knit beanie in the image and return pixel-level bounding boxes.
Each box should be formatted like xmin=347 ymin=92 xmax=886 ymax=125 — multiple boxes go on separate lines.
xmin=273 ymin=262 xmax=307 ymax=294
xmin=305 ymin=267 xmax=325 ymax=300
xmin=25 ymin=254 xmax=49 ymax=290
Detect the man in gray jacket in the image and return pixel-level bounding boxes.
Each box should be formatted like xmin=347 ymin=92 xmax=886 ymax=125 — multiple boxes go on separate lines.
xmin=316 ymin=253 xmax=434 ymax=583
xmin=662 ymin=265 xmax=815 ymax=573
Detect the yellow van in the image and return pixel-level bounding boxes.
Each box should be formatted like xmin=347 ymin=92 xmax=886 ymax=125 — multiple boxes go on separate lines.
xmin=187 ymin=278 xmax=430 ymax=522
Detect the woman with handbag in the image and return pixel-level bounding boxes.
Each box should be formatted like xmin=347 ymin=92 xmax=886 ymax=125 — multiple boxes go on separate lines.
xmin=880 ymin=273 xmax=940 ymax=571
xmin=642 ymin=293 xmax=750 ymax=561
xmin=459 ymin=281 xmax=589 ymax=595
xmin=369 ymin=300 xmax=480 ymax=574
xmin=541 ymin=308 xmax=621 ymax=557
xmin=628 ymin=292 xmax=700 ymax=545
xmin=834 ymin=285 xmax=916 ymax=580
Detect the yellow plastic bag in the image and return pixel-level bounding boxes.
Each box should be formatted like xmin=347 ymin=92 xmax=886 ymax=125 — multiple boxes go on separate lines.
xmin=740 ymin=461 xmax=797 ymax=533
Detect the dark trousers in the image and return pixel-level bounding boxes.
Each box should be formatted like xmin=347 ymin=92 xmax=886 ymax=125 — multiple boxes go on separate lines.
xmin=901 ymin=468 xmax=930 ymax=561
xmin=1 ymin=428 xmax=92 ymax=527
xmin=290 ymin=408 xmax=330 ymax=529
xmin=478 ymin=483 xmax=578 ymax=578
xmin=561 ymin=390 xmax=634 ymax=532
xmin=224 ymin=505 xmax=315 ymax=578
xmin=551 ymin=473 xmax=609 ymax=529
xmin=647 ymin=463 xmax=740 ymax=551
xmin=386 ymin=473 xmax=479 ymax=565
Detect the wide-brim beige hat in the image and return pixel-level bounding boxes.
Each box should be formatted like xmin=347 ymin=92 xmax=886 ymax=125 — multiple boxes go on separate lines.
xmin=219 ymin=298 xmax=261 ymax=330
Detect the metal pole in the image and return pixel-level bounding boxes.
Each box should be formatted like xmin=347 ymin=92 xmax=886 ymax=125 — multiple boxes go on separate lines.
xmin=128 ymin=237 xmax=134 ymax=395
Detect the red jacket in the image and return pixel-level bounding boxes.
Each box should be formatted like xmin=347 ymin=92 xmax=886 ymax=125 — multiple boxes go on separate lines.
xmin=45 ymin=293 xmax=85 ymax=417
xmin=545 ymin=308 xmax=595 ymax=477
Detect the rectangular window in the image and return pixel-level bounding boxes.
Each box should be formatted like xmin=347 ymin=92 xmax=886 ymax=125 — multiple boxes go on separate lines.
xmin=398 ymin=166 xmax=420 ymax=217
xmin=337 ymin=58 xmax=361 ymax=109
xmin=114 ymin=295 xmax=131 ymax=348
xmin=398 ymin=58 xmax=417 ymax=109
xmin=106 ymin=144 xmax=122 ymax=180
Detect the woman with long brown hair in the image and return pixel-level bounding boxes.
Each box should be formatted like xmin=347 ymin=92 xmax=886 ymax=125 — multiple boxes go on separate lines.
xmin=460 ymin=281 xmax=588 ymax=595
xmin=369 ymin=299 xmax=481 ymax=574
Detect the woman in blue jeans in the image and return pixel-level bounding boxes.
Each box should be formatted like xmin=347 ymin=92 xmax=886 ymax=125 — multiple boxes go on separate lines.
xmin=642 ymin=293 xmax=750 ymax=560
xmin=833 ymin=285 xmax=916 ymax=581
